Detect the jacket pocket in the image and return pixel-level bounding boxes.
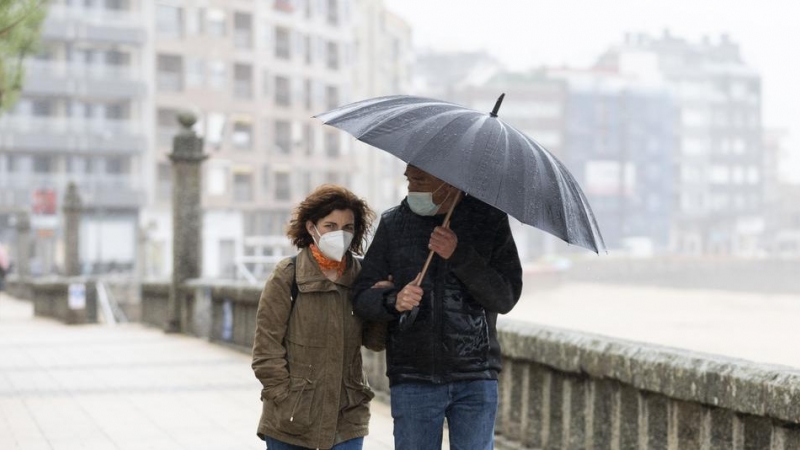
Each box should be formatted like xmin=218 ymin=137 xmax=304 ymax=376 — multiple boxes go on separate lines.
xmin=341 ymin=358 xmax=374 ymax=426
xmin=270 ymin=366 xmax=316 ymax=436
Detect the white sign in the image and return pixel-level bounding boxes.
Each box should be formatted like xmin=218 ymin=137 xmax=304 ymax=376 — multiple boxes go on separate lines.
xmin=68 ymin=283 xmax=86 ymax=310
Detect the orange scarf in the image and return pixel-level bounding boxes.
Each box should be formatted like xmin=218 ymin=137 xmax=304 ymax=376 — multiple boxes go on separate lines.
xmin=309 ymin=244 xmax=346 ymax=277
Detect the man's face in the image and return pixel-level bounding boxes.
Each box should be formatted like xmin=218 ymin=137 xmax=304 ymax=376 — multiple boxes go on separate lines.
xmin=404 ymin=165 xmax=452 ymax=204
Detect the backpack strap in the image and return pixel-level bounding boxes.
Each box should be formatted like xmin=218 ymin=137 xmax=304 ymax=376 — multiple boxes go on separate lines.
xmin=290 ymin=255 xmax=299 ymax=304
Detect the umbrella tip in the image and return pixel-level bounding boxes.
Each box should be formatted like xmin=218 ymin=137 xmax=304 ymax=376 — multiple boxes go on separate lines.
xmin=490 ymin=93 xmax=506 ymax=118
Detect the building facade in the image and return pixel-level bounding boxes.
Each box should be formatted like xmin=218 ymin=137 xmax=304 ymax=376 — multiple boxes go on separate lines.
xmin=596 ymin=32 xmax=765 ymax=256
xmin=0 ymin=0 xmax=148 ymax=275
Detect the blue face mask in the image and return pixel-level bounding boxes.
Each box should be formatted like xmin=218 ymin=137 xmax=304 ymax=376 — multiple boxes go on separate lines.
xmin=407 ymin=182 xmax=447 ymax=216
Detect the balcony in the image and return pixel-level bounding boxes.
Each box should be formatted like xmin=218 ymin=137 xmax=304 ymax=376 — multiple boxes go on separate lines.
xmin=43 ymin=5 xmax=146 ymax=45
xmin=0 ymin=174 xmax=143 ymax=210
xmin=23 ymin=60 xmax=146 ymax=98
xmin=0 ymin=116 xmax=145 ymax=154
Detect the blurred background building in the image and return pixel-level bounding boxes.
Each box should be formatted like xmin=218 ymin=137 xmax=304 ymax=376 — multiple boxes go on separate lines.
xmin=1 ymin=2 xmax=797 ymax=280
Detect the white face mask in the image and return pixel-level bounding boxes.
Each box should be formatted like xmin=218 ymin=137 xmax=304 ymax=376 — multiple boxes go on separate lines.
xmin=407 ymin=182 xmax=448 ymax=216
xmin=313 ymin=225 xmax=354 ymax=261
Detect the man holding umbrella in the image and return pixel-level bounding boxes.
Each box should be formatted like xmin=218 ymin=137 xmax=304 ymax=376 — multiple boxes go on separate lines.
xmin=352 ymin=164 xmax=523 ymax=450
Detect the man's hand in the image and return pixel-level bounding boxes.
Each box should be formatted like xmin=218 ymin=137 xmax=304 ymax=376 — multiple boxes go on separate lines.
xmin=428 ymin=226 xmax=458 ymax=260
xmin=395 ymin=273 xmax=423 ymax=312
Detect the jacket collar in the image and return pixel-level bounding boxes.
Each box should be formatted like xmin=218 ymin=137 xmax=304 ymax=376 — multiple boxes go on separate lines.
xmin=294 ymin=246 xmax=359 ymax=293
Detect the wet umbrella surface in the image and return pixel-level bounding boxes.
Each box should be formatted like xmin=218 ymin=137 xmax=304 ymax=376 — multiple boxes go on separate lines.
xmin=316 ymin=94 xmax=606 ymax=253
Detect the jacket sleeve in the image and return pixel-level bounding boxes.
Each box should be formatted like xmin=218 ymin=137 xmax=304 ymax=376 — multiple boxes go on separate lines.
xmin=251 ymin=258 xmax=294 ymax=402
xmin=352 ymin=220 xmax=401 ymax=322
xmin=448 ymin=214 xmax=523 ymax=314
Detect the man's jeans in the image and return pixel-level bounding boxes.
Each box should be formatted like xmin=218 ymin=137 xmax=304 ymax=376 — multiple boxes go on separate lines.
xmin=264 ymin=436 xmax=363 ymax=450
xmin=390 ymin=380 xmax=498 ymax=450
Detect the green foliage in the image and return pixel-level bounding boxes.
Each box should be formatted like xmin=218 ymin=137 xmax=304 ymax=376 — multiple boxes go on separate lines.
xmin=0 ymin=0 xmax=48 ymax=113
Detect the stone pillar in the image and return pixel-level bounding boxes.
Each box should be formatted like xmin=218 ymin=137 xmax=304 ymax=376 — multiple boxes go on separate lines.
xmin=166 ymin=112 xmax=206 ymax=333
xmin=63 ymin=182 xmax=83 ymax=277
xmin=15 ymin=211 xmax=31 ymax=279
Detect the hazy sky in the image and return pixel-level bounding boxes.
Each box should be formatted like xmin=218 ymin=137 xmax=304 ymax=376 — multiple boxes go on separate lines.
xmin=385 ymin=0 xmax=800 ymax=181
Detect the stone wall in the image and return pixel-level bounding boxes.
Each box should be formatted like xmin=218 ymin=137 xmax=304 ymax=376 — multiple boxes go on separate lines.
xmin=491 ymin=319 xmax=800 ymax=450
xmin=138 ymin=280 xmax=800 ymax=449
xmin=141 ymin=282 xmax=170 ymax=328
xmin=28 ymin=278 xmax=97 ymax=325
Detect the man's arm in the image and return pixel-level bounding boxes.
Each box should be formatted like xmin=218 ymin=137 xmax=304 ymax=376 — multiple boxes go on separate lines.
xmin=448 ymin=214 xmax=523 ymax=314
xmin=352 ymin=220 xmax=401 ymax=322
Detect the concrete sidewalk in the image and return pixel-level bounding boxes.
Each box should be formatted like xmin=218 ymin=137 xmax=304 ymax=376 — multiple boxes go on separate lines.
xmin=0 ymin=293 xmax=398 ymax=450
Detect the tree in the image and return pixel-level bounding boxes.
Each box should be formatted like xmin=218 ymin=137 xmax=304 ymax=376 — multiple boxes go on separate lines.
xmin=0 ymin=0 xmax=47 ymax=113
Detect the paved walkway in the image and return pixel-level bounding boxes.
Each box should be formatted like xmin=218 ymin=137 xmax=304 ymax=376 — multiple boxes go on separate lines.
xmin=0 ymin=293 xmax=400 ymax=450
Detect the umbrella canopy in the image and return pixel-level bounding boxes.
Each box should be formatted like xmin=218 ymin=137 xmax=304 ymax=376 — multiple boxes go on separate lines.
xmin=316 ymin=94 xmax=605 ymax=253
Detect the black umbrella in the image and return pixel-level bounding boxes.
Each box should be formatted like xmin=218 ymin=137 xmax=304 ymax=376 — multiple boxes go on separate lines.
xmin=316 ymin=94 xmax=606 ymax=254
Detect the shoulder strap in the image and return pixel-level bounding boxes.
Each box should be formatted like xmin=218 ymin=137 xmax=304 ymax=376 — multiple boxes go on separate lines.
xmin=290 ymin=255 xmax=299 ymax=303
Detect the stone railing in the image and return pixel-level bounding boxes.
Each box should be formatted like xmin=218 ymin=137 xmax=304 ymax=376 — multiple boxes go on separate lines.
xmin=141 ymin=281 xmax=170 ymax=328
xmin=23 ymin=278 xmax=98 ymax=325
xmin=490 ymin=319 xmax=800 ymax=449
xmin=143 ymin=279 xmax=800 ymax=448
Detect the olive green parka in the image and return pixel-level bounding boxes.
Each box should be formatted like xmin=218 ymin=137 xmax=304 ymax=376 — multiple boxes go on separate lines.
xmin=252 ymin=247 xmax=385 ymax=449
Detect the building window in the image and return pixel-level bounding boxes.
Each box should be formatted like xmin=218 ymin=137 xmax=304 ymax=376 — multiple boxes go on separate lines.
xmin=275 ymin=120 xmax=291 ymax=154
xmin=232 ymin=118 xmax=253 ymax=150
xmin=275 ymin=27 xmax=291 ymax=59
xmin=206 ymin=8 xmax=226 ymax=37
xmin=186 ymin=57 xmax=205 ymax=87
xmin=326 ymin=41 xmax=338 ymax=70
xmin=233 ymin=12 xmax=253 ymax=49
xmin=105 ymin=49 xmax=130 ymax=66
xmin=105 ymin=103 xmax=129 ymax=120
xmin=157 ymin=108 xmax=180 ymax=145
xmin=304 ymin=35 xmax=312 ymax=65
xmin=275 ymin=76 xmax=291 ymax=107
xmin=234 ymin=63 xmax=253 ymax=99
xmin=32 ymin=156 xmax=53 ymax=174
xmin=303 ymin=124 xmax=313 ymax=156
xmin=208 ymin=60 xmax=226 ymax=90
xmin=157 ymin=163 xmax=172 ymax=198
xmin=325 ymin=130 xmax=340 ymax=157
xmin=31 ymin=99 xmax=54 ymax=117
xmin=157 ymin=53 xmax=183 ymax=92
xmin=327 ymin=0 xmax=338 ymax=26
xmin=275 ymin=172 xmax=291 ymax=201
xmin=156 ymin=4 xmax=183 ymax=38
xmin=304 ymin=79 xmax=312 ymax=110
xmin=233 ymin=173 xmax=254 ymax=202
xmin=325 ymin=85 xmax=339 ymax=110
xmin=106 ymin=157 xmax=128 ymax=175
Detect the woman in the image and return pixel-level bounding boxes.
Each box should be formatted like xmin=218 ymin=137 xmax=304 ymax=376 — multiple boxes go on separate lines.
xmin=252 ymin=185 xmax=386 ymax=450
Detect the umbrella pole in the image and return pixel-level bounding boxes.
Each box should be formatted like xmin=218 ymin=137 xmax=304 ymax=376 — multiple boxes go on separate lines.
xmin=414 ymin=191 xmax=462 ymax=286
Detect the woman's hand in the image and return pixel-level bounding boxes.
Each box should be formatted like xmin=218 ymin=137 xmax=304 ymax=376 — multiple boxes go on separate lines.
xmin=371 ymin=275 xmax=394 ymax=289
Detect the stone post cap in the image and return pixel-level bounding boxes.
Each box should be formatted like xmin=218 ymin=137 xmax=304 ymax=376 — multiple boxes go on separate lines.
xmin=170 ymin=111 xmax=207 ymax=162
xmin=63 ymin=182 xmax=83 ymax=212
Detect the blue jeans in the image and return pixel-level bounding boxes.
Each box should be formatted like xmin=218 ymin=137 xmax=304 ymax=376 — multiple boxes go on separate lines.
xmin=264 ymin=436 xmax=363 ymax=450
xmin=390 ymin=380 xmax=498 ymax=450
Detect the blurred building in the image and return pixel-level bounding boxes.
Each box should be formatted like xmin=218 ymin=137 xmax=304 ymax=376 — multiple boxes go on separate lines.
xmin=0 ymin=0 xmax=148 ymax=275
xmin=1 ymin=0 xmax=411 ymax=279
xmin=596 ymin=32 xmax=765 ymax=256
xmin=548 ymin=68 xmax=677 ymax=253
xmin=349 ymin=0 xmax=412 ymax=214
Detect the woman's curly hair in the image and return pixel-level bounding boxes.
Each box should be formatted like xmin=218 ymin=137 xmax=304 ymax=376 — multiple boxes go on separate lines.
xmin=286 ymin=184 xmax=376 ymax=255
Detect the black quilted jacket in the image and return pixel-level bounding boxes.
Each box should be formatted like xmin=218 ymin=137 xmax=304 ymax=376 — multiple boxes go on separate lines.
xmin=352 ymin=196 xmax=523 ymax=386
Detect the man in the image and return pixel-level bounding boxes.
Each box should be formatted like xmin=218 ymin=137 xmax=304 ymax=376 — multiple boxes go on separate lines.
xmin=352 ymin=164 xmax=523 ymax=450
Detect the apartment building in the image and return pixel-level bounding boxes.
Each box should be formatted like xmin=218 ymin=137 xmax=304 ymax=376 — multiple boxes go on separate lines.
xmin=0 ymin=0 xmax=148 ymax=274
xmin=147 ymin=0 xmax=359 ymax=278
xmin=596 ymin=32 xmax=765 ymax=256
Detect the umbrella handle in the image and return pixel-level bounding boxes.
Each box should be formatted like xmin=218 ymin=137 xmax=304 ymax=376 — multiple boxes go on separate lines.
xmin=414 ymin=191 xmax=462 ymax=286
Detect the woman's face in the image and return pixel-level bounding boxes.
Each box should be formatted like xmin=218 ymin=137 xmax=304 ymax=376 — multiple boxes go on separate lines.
xmin=306 ymin=209 xmax=355 ymax=239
